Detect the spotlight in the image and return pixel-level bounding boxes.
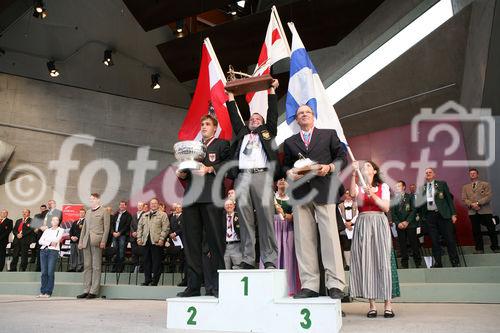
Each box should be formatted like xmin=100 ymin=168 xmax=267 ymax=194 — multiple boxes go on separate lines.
xmin=176 ymin=20 xmax=183 ymax=33
xmin=33 ymin=1 xmax=47 ymax=19
xmin=151 ymin=73 xmax=160 ymax=90
xmin=46 ymin=61 xmax=59 ymax=77
xmin=103 ymin=50 xmax=113 ymax=66
xmin=34 ymin=0 xmax=44 ymax=13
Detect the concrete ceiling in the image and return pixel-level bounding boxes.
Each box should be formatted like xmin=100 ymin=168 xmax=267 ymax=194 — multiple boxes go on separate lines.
xmin=0 ymin=0 xmax=191 ymax=108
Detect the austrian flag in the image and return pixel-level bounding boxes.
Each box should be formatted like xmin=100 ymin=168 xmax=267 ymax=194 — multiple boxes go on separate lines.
xmin=245 ymin=6 xmax=290 ymax=120
xmin=178 ymin=38 xmax=232 ymax=141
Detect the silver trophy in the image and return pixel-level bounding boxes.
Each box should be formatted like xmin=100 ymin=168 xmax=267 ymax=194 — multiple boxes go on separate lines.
xmin=173 ymin=140 xmax=207 ymax=170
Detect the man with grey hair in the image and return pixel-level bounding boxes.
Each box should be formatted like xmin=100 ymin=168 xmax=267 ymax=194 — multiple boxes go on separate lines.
xmin=226 ymin=79 xmax=280 ymax=269
xmin=0 ymin=209 xmax=13 ymax=271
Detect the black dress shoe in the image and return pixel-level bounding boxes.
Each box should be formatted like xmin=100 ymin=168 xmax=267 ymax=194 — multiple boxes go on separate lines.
xmin=150 ymin=282 xmax=158 ymax=286
xmin=452 ymin=262 xmax=461 ymax=267
xmin=8 ymin=269 xmax=17 ymax=272
xmin=76 ymin=293 xmax=89 ymax=299
xmin=86 ymin=293 xmax=98 ymax=299
xmin=293 ymin=288 xmax=319 ymax=299
xmin=67 ymin=269 xmax=76 ymax=272
xmin=328 ymin=288 xmax=345 ymax=299
xmin=264 ymin=262 xmax=276 ymax=269
xmin=239 ymin=262 xmax=255 ymax=270
xmin=177 ymin=280 xmax=187 ymax=287
xmin=177 ymin=288 xmax=201 ymax=297
xmin=141 ymin=282 xmax=151 ymax=286
xmin=205 ymin=289 xmax=214 ymax=296
xmin=77 ymin=268 xmax=84 ymax=272
xmin=431 ymin=263 xmax=443 ymax=268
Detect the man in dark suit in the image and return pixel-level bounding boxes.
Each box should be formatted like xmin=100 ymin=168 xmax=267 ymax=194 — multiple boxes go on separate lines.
xmin=10 ymin=209 xmax=34 ymax=271
xmin=0 ymin=209 xmax=13 ymax=271
xmin=31 ymin=204 xmax=48 ymax=264
xmin=68 ymin=208 xmax=85 ymax=272
xmin=410 ymin=168 xmax=459 ymax=267
xmin=391 ymin=180 xmax=421 ymax=268
xmin=176 ymin=114 xmax=230 ymax=297
xmin=226 ymin=79 xmax=280 ymax=269
xmin=283 ymin=105 xmax=347 ymax=299
xmin=130 ymin=201 xmax=145 ymax=272
xmin=223 ymin=199 xmax=242 ymax=269
xmin=165 ymin=203 xmax=186 ymax=286
xmin=110 ymin=201 xmax=132 ymax=272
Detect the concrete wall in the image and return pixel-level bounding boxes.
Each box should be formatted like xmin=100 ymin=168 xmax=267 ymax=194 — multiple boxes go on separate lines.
xmin=0 ymin=73 xmax=186 ymax=218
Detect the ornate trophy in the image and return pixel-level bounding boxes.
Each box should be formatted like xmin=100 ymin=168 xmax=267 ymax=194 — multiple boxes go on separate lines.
xmin=173 ymin=140 xmax=207 ymax=171
xmin=225 ymin=65 xmax=274 ymax=96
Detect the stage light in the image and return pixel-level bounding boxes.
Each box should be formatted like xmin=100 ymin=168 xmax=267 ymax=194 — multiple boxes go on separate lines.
xmin=34 ymin=0 xmax=44 ymax=13
xmin=176 ymin=20 xmax=183 ymax=33
xmin=46 ymin=61 xmax=59 ymax=77
xmin=103 ymin=50 xmax=114 ymax=66
xmin=151 ymin=73 xmax=160 ymax=89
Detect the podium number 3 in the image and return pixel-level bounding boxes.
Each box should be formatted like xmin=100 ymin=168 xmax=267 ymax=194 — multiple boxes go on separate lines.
xmin=187 ymin=306 xmax=197 ymax=325
xmin=300 ymin=308 xmax=311 ymax=329
xmin=241 ymin=276 xmax=249 ymax=296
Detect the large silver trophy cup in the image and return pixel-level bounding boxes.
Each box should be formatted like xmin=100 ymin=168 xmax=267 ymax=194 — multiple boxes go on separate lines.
xmin=173 ymin=140 xmax=207 ymax=170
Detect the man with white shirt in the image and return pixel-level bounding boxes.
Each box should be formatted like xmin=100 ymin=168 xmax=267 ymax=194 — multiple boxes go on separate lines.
xmin=226 ymin=79 xmax=280 ymax=269
xmin=223 ymin=199 xmax=242 ymax=269
xmin=338 ymin=191 xmax=358 ymax=270
xmin=410 ymin=168 xmax=459 ymax=267
xmin=130 ymin=201 xmax=145 ymax=272
xmin=68 ymin=208 xmax=86 ymax=272
xmin=110 ymin=201 xmax=132 ymax=273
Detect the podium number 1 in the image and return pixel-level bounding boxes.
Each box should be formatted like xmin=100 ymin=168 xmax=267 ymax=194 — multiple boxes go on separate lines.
xmin=241 ymin=276 xmax=249 ymax=296
xmin=300 ymin=308 xmax=311 ymax=329
xmin=187 ymin=306 xmax=197 ymax=325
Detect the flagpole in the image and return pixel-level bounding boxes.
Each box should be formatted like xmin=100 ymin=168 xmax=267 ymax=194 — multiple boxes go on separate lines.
xmin=271 ymin=6 xmax=291 ymax=55
xmin=287 ymin=21 xmax=367 ymax=188
xmin=204 ymin=38 xmax=227 ymax=84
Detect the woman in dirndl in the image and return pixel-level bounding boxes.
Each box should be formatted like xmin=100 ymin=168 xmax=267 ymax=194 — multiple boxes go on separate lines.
xmin=349 ymin=160 xmax=398 ymax=318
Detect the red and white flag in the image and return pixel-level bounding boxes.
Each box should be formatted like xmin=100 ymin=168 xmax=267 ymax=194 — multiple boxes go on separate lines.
xmin=245 ymin=6 xmax=290 ymax=120
xmin=178 ymin=38 xmax=232 ymax=141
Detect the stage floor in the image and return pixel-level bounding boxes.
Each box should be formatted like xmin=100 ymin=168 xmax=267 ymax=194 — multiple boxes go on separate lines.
xmin=0 ymin=295 xmax=498 ymax=332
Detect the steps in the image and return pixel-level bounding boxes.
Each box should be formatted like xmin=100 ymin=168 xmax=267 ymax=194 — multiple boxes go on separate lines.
xmin=166 ymin=270 xmax=342 ymax=333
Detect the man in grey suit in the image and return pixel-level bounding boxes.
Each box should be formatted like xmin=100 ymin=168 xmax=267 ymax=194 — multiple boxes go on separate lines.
xmin=462 ymin=168 xmax=499 ymax=253
xmin=77 ymin=193 xmax=110 ymax=299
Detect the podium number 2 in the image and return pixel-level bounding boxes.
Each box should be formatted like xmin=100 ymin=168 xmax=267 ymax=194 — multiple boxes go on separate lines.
xmin=300 ymin=308 xmax=311 ymax=329
xmin=187 ymin=306 xmax=197 ymax=325
xmin=241 ymin=276 xmax=248 ymax=296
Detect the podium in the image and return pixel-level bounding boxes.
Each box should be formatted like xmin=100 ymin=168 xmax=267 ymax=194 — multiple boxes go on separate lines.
xmin=166 ymin=269 xmax=342 ymax=332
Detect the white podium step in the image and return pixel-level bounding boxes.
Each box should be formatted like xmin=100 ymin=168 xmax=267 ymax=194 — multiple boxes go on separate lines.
xmin=166 ymin=269 xmax=342 ymax=333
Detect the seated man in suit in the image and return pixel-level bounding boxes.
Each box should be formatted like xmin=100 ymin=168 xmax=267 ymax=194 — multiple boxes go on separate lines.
xmin=0 ymin=209 xmax=13 ymax=271
xmin=10 ymin=209 xmax=34 ymax=272
xmin=410 ymin=168 xmax=459 ymax=267
xmin=284 ymin=105 xmax=347 ymax=299
xmin=225 ymin=79 xmax=280 ymax=269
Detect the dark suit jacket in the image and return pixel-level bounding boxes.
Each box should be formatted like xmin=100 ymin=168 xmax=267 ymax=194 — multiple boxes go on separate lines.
xmin=224 ymin=211 xmax=241 ymax=240
xmin=182 ymin=138 xmax=230 ymax=205
xmin=169 ymin=213 xmax=183 ymax=239
xmin=111 ymin=210 xmax=132 ymax=236
xmin=69 ymin=219 xmax=85 ymax=243
xmin=283 ymin=128 xmax=347 ymax=204
xmin=44 ymin=209 xmax=63 ymax=227
xmin=130 ymin=211 xmax=144 ymax=236
xmin=227 ymin=94 xmax=281 ymax=180
xmin=410 ymin=180 xmax=456 ymax=223
xmin=12 ymin=217 xmax=33 ymax=241
xmin=391 ymin=193 xmax=416 ymax=227
xmin=0 ymin=218 xmax=13 ymax=243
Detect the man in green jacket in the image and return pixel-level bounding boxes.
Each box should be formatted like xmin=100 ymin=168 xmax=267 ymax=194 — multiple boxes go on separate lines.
xmin=410 ymin=168 xmax=459 ymax=267
xmin=391 ymin=180 xmax=421 ymax=268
